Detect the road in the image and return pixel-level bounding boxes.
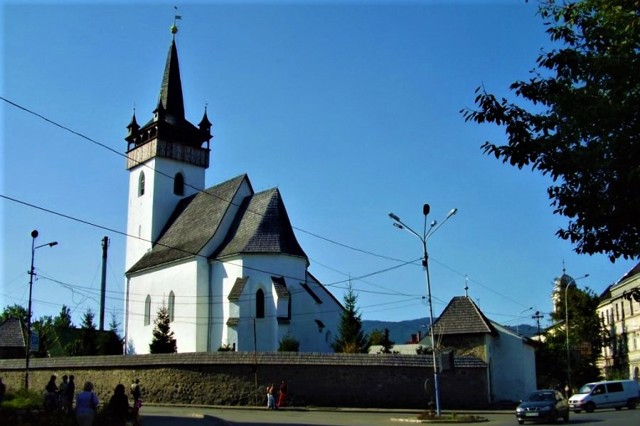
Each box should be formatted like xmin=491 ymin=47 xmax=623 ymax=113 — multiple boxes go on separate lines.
xmin=140 ymin=405 xmax=640 ymax=425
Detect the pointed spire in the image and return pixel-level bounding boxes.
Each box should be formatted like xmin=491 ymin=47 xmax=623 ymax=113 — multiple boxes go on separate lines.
xmin=126 ymin=109 xmax=139 ymax=137
xmin=158 ymin=39 xmax=185 ymax=122
xmin=199 ymin=105 xmax=212 ymax=140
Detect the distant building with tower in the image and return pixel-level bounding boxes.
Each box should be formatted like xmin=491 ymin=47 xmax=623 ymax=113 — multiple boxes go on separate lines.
xmin=123 ymin=24 xmax=342 ymax=354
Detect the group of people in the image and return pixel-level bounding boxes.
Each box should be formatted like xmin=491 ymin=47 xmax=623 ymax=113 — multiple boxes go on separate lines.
xmin=266 ymin=380 xmax=288 ymax=410
xmin=41 ymin=374 xmax=143 ymax=426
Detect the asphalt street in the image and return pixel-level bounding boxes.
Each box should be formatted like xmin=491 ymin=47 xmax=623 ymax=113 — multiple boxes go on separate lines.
xmin=139 ymin=405 xmax=640 ymax=426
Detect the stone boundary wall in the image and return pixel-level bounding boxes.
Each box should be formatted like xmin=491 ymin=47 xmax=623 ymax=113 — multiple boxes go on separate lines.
xmin=0 ymin=352 xmax=489 ymax=409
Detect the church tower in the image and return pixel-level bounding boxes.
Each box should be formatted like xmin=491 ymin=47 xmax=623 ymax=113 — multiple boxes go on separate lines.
xmin=124 ymin=23 xmax=212 ymax=270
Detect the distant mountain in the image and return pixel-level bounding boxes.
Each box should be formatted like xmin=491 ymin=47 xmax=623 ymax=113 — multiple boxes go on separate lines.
xmin=363 ymin=318 xmax=539 ymax=344
xmin=362 ymin=317 xmax=430 ymax=344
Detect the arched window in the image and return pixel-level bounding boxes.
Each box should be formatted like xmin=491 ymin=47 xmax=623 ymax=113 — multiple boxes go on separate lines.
xmin=256 ymin=289 xmax=265 ymax=319
xmin=174 ymin=173 xmax=184 ymax=196
xmin=168 ymin=291 xmax=175 ymax=322
xmin=144 ymin=295 xmax=151 ymax=326
xmin=138 ymin=171 xmax=145 ymax=197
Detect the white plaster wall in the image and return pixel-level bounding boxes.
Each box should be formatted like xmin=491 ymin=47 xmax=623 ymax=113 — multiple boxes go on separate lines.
xmin=210 ymin=254 xmax=342 ymax=353
xmin=126 ymin=259 xmax=204 ymax=354
xmin=489 ymin=329 xmax=537 ymax=402
xmin=125 ymin=156 xmax=205 ymax=270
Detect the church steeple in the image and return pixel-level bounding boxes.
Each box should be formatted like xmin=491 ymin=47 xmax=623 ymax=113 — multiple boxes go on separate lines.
xmin=159 ymin=40 xmax=185 ymax=122
xmin=125 ymin=25 xmax=211 ymax=170
xmin=124 ymin=20 xmax=211 ymax=270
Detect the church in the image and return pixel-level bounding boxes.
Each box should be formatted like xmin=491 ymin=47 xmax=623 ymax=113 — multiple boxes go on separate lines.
xmin=123 ymin=24 xmax=343 ymax=354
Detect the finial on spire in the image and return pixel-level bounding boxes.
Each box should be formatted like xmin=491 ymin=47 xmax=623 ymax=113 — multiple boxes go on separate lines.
xmin=171 ymin=6 xmax=182 ymax=39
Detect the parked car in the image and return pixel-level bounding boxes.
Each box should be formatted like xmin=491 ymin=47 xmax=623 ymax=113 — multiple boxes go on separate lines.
xmin=515 ymin=389 xmax=570 ymax=424
xmin=568 ymin=380 xmax=638 ymax=413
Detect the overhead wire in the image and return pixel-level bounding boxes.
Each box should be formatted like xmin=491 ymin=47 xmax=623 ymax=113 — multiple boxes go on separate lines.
xmin=1 ymin=96 xmax=537 ymax=323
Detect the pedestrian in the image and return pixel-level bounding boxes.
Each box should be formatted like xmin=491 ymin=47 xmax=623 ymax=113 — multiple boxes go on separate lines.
xmin=266 ymin=383 xmax=276 ymax=409
xmin=108 ymin=384 xmax=130 ymax=426
xmin=59 ymin=375 xmax=69 ymax=412
xmin=75 ymin=381 xmax=99 ymax=426
xmin=45 ymin=374 xmax=59 ymax=393
xmin=131 ymin=378 xmax=142 ymax=425
xmin=44 ymin=374 xmax=59 ymax=412
xmin=66 ymin=375 xmax=76 ymax=414
xmin=276 ymin=379 xmax=288 ymax=408
xmin=0 ymin=377 xmax=6 ymax=406
xmin=62 ymin=374 xmax=76 ymax=415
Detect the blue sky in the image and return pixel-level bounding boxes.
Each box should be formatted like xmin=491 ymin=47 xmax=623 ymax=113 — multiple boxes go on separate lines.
xmin=2 ymin=0 xmax=637 ymax=337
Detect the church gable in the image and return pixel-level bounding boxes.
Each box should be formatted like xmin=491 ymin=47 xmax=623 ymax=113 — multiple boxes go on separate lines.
xmin=127 ymin=174 xmax=250 ymax=274
xmin=213 ymin=188 xmax=307 ymax=260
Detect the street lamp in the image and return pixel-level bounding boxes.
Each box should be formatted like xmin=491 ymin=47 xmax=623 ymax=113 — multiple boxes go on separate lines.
xmin=389 ymin=204 xmax=457 ymax=417
xmin=25 ymin=229 xmax=58 ymax=390
xmin=516 ymin=307 xmax=533 ymax=335
xmin=564 ymin=273 xmax=588 ymax=394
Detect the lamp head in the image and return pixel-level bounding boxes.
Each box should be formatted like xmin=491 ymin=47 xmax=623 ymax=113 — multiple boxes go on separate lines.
xmin=447 ymin=208 xmax=458 ymax=218
xmin=31 ymin=230 xmax=39 ymax=239
xmin=388 ymin=212 xmax=401 ymax=222
xmin=392 ymin=223 xmax=404 ymax=230
xmin=422 ymin=204 xmax=430 ymax=216
xmin=49 ymin=242 xmax=58 ymax=247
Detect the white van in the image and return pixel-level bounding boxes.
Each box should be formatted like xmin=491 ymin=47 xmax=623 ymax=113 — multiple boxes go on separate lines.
xmin=568 ymin=380 xmax=639 ymax=413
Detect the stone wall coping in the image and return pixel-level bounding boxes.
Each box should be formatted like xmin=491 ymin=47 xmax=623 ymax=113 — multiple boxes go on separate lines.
xmin=0 ymin=352 xmax=486 ymax=370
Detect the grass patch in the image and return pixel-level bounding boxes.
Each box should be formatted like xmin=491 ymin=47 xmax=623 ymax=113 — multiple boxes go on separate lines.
xmin=1 ymin=388 xmax=43 ymax=410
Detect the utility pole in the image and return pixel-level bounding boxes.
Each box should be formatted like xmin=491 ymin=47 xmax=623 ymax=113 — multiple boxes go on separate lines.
xmin=532 ymin=311 xmax=544 ymax=336
xmin=99 ymin=236 xmax=109 ymax=331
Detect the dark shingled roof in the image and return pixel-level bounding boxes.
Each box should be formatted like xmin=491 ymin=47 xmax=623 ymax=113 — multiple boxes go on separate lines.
xmin=431 ymin=296 xmax=497 ymax=336
xmin=272 ymin=276 xmax=290 ymax=299
xmin=0 ymin=318 xmax=26 ymax=348
xmin=128 ymin=174 xmax=309 ymax=274
xmin=228 ymin=277 xmax=249 ymax=301
xmin=128 ymin=175 xmax=247 ymax=273
xmin=213 ymin=188 xmax=307 ymax=260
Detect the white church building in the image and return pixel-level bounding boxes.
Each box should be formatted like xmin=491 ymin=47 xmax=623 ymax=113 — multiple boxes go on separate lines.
xmin=123 ymin=27 xmax=343 ymax=354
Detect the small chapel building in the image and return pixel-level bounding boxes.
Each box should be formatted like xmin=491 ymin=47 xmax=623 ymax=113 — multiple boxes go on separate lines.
xmin=123 ymin=26 xmax=343 ymax=354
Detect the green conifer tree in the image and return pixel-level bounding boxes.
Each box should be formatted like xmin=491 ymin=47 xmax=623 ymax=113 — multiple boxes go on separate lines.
xmin=332 ymin=283 xmax=370 ymax=353
xmin=149 ymin=305 xmax=177 ymax=354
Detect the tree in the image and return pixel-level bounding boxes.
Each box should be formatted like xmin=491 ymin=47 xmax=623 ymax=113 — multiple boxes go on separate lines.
xmin=1 ymin=304 xmax=28 ymax=325
xmin=53 ymin=305 xmax=73 ymax=328
xmin=149 ymin=305 xmax=177 ymax=354
xmin=377 ymin=328 xmax=396 ymax=354
xmin=536 ymin=284 xmax=603 ymax=389
xmin=278 ymin=335 xmax=300 ymax=352
xmin=98 ymin=314 xmax=124 ymax=355
xmin=66 ymin=309 xmax=98 ymax=356
xmin=332 ymin=284 xmax=370 ymax=353
xmin=461 ymin=0 xmax=640 ymax=262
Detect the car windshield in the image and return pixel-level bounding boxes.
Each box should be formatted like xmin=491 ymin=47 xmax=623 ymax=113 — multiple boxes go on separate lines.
xmin=526 ymin=392 xmax=555 ymax=402
xmin=577 ymin=384 xmax=594 ymax=394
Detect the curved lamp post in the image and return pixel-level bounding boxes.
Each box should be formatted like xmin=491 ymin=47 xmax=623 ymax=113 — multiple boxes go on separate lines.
xmin=25 ymin=230 xmax=58 ymax=390
xmin=389 ymin=204 xmax=457 ymax=417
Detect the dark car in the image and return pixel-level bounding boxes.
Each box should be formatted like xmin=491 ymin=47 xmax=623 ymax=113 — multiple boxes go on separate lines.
xmin=515 ymin=389 xmax=570 ymax=424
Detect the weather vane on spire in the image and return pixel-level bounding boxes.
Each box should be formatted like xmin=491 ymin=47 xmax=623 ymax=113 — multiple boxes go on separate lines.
xmin=171 ymin=6 xmax=182 ymax=39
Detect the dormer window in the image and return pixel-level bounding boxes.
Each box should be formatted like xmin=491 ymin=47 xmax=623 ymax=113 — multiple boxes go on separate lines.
xmin=174 ymin=173 xmax=184 ymax=196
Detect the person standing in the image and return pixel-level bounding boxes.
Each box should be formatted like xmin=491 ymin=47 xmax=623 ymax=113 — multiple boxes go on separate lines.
xmin=66 ymin=375 xmax=76 ymax=414
xmin=108 ymin=384 xmax=130 ymax=426
xmin=266 ymin=383 xmax=276 ymax=409
xmin=44 ymin=374 xmax=59 ymax=412
xmin=75 ymin=381 xmax=99 ymax=426
xmin=59 ymin=375 xmax=69 ymax=412
xmin=276 ymin=379 xmax=288 ymax=408
xmin=131 ymin=378 xmax=142 ymax=425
